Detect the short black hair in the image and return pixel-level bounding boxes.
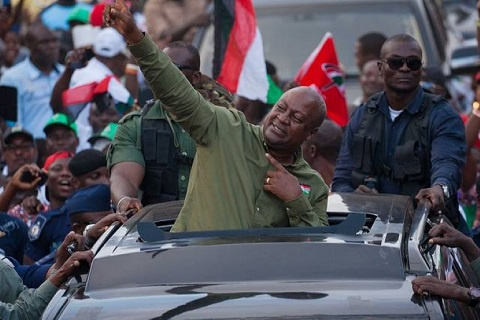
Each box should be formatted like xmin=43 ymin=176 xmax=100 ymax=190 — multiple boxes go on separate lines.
xmin=305 ymin=120 xmax=343 ymax=163
xmin=358 ymin=32 xmax=387 ymax=59
xmin=166 ymin=41 xmax=200 ymax=71
xmin=380 ymin=33 xmax=420 ymax=58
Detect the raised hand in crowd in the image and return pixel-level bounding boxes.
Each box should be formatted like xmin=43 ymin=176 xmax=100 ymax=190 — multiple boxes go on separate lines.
xmin=104 ymin=0 xmax=143 ymax=44
xmin=0 ymin=164 xmax=44 ymax=212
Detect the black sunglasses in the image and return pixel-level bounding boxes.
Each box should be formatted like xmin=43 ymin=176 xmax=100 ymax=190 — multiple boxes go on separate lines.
xmin=382 ymin=57 xmax=422 ymax=71
xmin=173 ymin=63 xmax=197 ymax=71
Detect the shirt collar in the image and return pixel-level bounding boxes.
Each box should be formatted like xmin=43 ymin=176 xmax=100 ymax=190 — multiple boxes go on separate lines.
xmin=377 ymin=86 xmax=424 ymax=115
xmin=26 ymin=58 xmax=62 ymax=80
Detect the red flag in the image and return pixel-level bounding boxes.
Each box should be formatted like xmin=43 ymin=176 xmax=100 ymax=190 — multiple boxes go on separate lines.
xmin=294 ymin=32 xmax=349 ymax=127
xmin=61 ymin=82 xmax=97 ymax=106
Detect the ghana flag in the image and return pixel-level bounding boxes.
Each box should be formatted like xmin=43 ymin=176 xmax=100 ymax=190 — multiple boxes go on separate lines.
xmin=213 ymin=0 xmax=269 ymax=102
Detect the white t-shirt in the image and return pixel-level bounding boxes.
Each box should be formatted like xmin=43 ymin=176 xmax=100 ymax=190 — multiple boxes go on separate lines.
xmin=389 ymin=107 xmax=404 ymax=122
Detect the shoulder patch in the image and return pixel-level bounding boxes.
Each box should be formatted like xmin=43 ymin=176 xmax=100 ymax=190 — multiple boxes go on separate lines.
xmin=118 ymin=110 xmax=142 ymax=124
xmin=28 ymin=215 xmax=47 ymax=242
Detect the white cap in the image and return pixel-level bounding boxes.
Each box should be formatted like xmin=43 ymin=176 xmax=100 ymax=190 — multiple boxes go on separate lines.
xmin=72 ymin=25 xmax=100 ymax=49
xmin=93 ymin=27 xmax=128 ymax=58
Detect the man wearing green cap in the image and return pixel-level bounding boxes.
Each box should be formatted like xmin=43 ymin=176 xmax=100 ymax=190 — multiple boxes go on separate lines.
xmin=88 ymin=122 xmax=118 ymax=153
xmin=43 ymin=113 xmax=79 ymax=157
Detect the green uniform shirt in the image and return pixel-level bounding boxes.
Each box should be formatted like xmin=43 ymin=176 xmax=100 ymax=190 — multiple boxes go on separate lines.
xmin=107 ymin=101 xmax=196 ymax=200
xmin=0 ymin=259 xmax=58 ymax=320
xmin=129 ymin=35 xmax=328 ymax=231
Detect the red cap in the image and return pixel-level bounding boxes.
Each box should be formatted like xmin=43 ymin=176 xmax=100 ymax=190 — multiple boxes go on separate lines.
xmin=90 ymin=3 xmax=106 ymax=27
xmin=43 ymin=151 xmax=74 ymax=171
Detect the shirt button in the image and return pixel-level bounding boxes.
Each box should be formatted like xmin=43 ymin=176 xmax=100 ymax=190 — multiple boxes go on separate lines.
xmin=182 ymin=129 xmax=186 ymax=133
xmin=182 ymin=151 xmax=187 ymax=156
xmin=180 ymin=175 xmax=186 ymax=181
xmin=286 ymin=207 xmax=290 ymax=211
xmin=256 ymin=207 xmax=260 ymax=211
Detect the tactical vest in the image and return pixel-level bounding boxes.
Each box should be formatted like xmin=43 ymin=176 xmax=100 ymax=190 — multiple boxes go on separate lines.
xmin=351 ymin=91 xmax=442 ymax=197
xmin=140 ymin=100 xmax=194 ymax=206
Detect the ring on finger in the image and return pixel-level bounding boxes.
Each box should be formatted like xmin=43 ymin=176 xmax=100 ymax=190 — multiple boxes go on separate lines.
xmin=266 ymin=177 xmax=270 ymax=184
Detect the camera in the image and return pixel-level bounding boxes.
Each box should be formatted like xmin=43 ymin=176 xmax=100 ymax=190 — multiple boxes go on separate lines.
xmin=66 ymin=240 xmax=90 ymax=275
xmin=20 ymin=170 xmax=48 ymax=187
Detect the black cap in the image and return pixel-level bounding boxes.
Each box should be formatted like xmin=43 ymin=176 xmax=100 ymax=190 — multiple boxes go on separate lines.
xmin=3 ymin=126 xmax=34 ymax=145
xmin=68 ymin=149 xmax=106 ymax=177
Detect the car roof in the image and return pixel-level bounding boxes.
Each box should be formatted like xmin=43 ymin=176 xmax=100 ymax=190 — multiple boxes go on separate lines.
xmin=86 ymin=193 xmax=414 ymax=292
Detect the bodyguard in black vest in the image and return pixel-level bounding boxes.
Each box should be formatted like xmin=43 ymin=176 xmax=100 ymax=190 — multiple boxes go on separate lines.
xmin=332 ymin=34 xmax=466 ymax=228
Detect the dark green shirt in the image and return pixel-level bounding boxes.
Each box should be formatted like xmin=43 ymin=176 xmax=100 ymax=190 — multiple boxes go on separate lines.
xmin=107 ymin=101 xmax=196 ymax=200
xmin=129 ymin=35 xmax=329 ymax=231
xmin=0 ymin=259 xmax=58 ymax=320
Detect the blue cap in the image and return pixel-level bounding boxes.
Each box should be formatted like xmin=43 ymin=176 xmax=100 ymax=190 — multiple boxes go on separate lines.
xmin=63 ymin=184 xmax=111 ymax=216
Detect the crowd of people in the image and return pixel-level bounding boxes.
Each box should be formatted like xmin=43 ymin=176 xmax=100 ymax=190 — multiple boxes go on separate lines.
xmin=0 ymin=0 xmax=480 ymax=318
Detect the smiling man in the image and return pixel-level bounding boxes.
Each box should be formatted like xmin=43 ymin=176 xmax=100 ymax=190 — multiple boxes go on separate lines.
xmin=104 ymin=0 xmax=328 ymax=231
xmin=333 ymin=34 xmax=466 ymax=229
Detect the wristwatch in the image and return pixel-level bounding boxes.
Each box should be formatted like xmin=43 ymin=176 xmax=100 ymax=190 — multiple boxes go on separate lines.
xmin=468 ymin=287 xmax=480 ymax=307
xmin=436 ymin=183 xmax=450 ymax=200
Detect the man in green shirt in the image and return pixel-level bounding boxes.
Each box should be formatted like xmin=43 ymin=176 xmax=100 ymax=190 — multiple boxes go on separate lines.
xmin=108 ymin=41 xmax=234 ymax=213
xmin=0 ymin=232 xmax=93 ymax=320
xmin=105 ymin=1 xmax=329 ymax=230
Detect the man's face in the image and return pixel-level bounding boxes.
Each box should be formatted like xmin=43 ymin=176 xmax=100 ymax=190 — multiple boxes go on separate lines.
xmin=46 ymin=158 xmax=74 ymax=201
xmin=360 ymin=60 xmax=384 ymax=98
xmin=29 ymin=26 xmax=59 ymax=66
xmin=3 ymin=136 xmax=37 ymax=175
xmin=89 ymin=102 xmax=121 ymax=134
xmin=263 ymin=88 xmax=321 ymax=153
xmin=163 ymin=47 xmax=200 ymax=85
xmin=379 ymin=40 xmax=422 ymax=94
xmin=45 ymin=126 xmax=78 ymax=155
xmin=77 ymin=167 xmax=109 ymax=188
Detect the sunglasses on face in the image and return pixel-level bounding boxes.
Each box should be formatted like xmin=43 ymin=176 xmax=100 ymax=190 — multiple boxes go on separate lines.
xmin=172 ymin=63 xmax=197 ymax=72
xmin=382 ymin=57 xmax=422 ymax=71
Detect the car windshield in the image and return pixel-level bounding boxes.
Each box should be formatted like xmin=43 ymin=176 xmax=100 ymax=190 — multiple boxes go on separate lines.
xmin=256 ymin=2 xmax=423 ymax=79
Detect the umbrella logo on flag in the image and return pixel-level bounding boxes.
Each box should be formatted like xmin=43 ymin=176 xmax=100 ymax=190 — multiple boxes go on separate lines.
xmin=321 ymin=63 xmax=345 ymax=93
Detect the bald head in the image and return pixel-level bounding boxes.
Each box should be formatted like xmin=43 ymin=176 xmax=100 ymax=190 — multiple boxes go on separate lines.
xmin=263 ymin=86 xmax=327 ymax=155
xmin=286 ymin=86 xmax=326 ymax=130
xmin=380 ymin=34 xmax=422 ymax=59
xmin=164 ymin=41 xmax=200 ymax=71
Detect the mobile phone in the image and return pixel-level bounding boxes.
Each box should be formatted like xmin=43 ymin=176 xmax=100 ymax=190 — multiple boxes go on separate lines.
xmin=20 ymin=170 xmax=48 ymax=187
